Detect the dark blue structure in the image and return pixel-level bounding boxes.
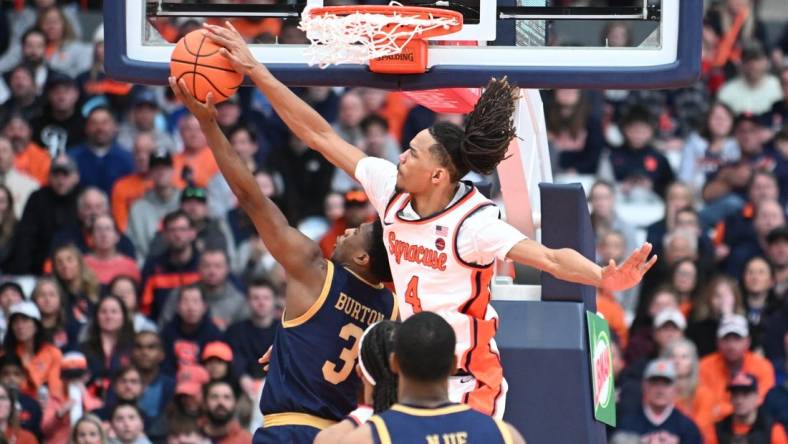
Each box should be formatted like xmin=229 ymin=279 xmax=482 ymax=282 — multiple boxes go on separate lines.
xmin=493 ymin=183 xmax=606 ymax=444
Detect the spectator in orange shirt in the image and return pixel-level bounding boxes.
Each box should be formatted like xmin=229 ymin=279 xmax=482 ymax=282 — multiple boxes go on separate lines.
xmin=111 ymin=133 xmax=155 ymax=233
xmin=319 ymin=190 xmax=375 ymax=258
xmin=699 ymin=314 xmax=776 ymax=419
xmin=711 ymin=372 xmax=787 ymax=444
xmin=173 ymin=115 xmax=219 ymax=188
xmin=1 ymin=114 xmax=50 ymax=186
xmin=597 ymin=289 xmax=629 ymax=350
xmin=83 ymin=214 xmax=141 ymax=285
xmin=1 ymin=301 xmax=62 ymax=401
xmin=663 ymin=337 xmax=723 ymax=444
xmin=201 ymin=380 xmax=252 ymax=444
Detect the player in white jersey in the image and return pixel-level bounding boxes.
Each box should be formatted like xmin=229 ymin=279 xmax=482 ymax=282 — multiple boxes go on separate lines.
xmin=203 ymin=22 xmax=656 ymax=418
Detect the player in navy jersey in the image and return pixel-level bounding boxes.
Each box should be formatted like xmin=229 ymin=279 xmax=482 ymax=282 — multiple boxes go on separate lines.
xmin=341 ymin=312 xmax=526 ymax=444
xmin=170 ymin=79 xmax=398 ymax=444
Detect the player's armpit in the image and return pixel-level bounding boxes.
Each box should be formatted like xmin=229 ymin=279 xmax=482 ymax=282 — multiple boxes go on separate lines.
xmin=337 ymin=423 xmax=375 ymax=444
xmin=508 ymin=423 xmax=527 ymax=444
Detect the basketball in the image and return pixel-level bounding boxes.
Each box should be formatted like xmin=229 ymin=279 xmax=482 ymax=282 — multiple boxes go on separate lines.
xmin=170 ymin=30 xmax=243 ymax=103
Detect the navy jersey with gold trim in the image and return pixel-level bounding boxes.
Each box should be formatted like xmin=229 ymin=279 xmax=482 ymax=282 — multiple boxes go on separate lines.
xmin=260 ymin=260 xmax=397 ymax=422
xmin=369 ymin=404 xmax=512 ymax=444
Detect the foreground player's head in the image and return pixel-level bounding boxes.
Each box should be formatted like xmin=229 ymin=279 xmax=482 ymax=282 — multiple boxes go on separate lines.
xmin=332 ymin=219 xmax=392 ymax=282
xmin=396 ymin=78 xmax=518 ymax=193
xmin=392 ymin=312 xmax=456 ymax=385
xmin=358 ymin=320 xmax=400 ymax=413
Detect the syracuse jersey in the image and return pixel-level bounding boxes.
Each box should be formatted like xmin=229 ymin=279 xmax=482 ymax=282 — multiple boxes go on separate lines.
xmin=369 ymin=403 xmax=513 ymax=444
xmin=382 ymin=184 xmax=505 ymax=416
xmin=256 ymin=260 xmax=397 ymax=443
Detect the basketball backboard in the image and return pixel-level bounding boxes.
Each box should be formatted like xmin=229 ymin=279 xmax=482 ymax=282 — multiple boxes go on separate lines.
xmin=104 ymin=0 xmax=701 ymax=90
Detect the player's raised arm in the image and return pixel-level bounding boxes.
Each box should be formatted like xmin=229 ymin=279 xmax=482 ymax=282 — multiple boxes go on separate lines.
xmin=201 ymin=23 xmax=366 ymax=179
xmin=506 ymin=238 xmax=656 ymax=292
xmin=169 ymin=77 xmax=324 ymax=287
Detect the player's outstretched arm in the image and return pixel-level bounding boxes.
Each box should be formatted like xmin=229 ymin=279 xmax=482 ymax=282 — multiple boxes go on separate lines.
xmin=202 ymin=22 xmax=366 ymax=179
xmin=506 ymin=239 xmax=656 ymax=292
xmin=169 ymin=77 xmax=324 ymax=286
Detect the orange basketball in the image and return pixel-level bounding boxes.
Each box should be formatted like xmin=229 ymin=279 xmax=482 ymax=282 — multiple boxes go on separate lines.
xmin=170 ymin=30 xmax=243 ymax=103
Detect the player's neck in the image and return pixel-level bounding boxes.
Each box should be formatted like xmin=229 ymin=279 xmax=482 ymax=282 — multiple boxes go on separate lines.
xmin=344 ymin=264 xmax=381 ymax=286
xmin=397 ymin=379 xmax=451 ymax=408
xmin=411 ymin=182 xmax=460 ymax=218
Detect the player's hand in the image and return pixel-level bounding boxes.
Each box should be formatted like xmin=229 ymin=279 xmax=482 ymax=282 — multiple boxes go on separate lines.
xmin=258 ymin=346 xmax=273 ymax=372
xmin=203 ymin=22 xmax=260 ymax=76
xmin=600 ymin=243 xmax=657 ymax=292
xmin=168 ymin=77 xmax=217 ymax=123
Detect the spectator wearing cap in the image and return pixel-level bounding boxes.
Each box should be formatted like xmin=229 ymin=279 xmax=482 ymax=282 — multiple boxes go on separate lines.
xmin=661 ymin=338 xmax=722 ymax=444
xmin=607 ymin=105 xmax=675 ymax=199
xmin=718 ymin=41 xmax=782 ymax=115
xmin=167 ymin=365 xmax=210 ymax=426
xmin=31 ymin=72 xmax=85 ymax=149
xmin=0 ymin=65 xmax=43 ymax=124
xmin=173 ymin=115 xmax=219 ymax=189
xmin=111 ymin=133 xmax=155 ymax=234
xmin=131 ymin=331 xmax=175 ymax=420
xmin=0 ymin=136 xmax=38 ymax=220
xmin=117 ymin=88 xmax=176 ymax=155
xmin=0 ymin=354 xmax=42 ymax=439
xmin=711 ymin=372 xmax=787 ymax=444
xmin=201 ymin=380 xmax=252 ymax=444
xmin=724 ymin=198 xmax=785 ymax=277
xmin=319 ymin=190 xmax=374 ymax=258
xmin=139 ymin=210 xmax=201 ymax=320
xmin=225 ymin=279 xmax=278 ymax=399
xmin=206 ymin=124 xmax=262 ymax=219
xmin=127 ymin=151 xmax=181 ymax=260
xmin=699 ymin=314 xmax=775 ymax=418
xmin=626 ymin=287 xmax=682 ymax=364
xmin=40 ymin=351 xmax=101 ymax=444
xmin=1 ymin=114 xmax=50 ymax=186
xmin=1 ymin=301 xmax=63 ymax=400
xmin=765 ymin=225 xmax=788 ymax=300
xmin=160 ymin=285 xmax=223 ymax=375
xmin=9 ymin=153 xmax=80 ymax=274
xmin=615 ymin=359 xmax=702 ymax=444
xmin=201 ymin=342 xmax=234 ymax=382
xmin=159 ymin=248 xmax=245 ymax=329
xmin=145 ymin=186 xmax=235 ymax=262
xmin=83 ymin=214 xmax=141 ymax=285
xmin=68 ymin=106 xmax=134 ymax=196
xmin=49 ymin=186 xmax=137 ymax=263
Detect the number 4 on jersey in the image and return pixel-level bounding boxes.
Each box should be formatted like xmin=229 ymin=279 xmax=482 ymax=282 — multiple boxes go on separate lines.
xmin=405 ymin=276 xmax=422 ymax=313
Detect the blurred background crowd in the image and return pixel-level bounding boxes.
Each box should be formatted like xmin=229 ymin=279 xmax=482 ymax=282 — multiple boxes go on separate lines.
xmin=0 ymin=0 xmax=786 ymax=443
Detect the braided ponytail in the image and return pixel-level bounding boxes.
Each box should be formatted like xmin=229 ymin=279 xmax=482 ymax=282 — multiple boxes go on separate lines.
xmin=428 ymin=78 xmax=519 ymax=181
xmin=358 ymin=320 xmax=399 ymax=413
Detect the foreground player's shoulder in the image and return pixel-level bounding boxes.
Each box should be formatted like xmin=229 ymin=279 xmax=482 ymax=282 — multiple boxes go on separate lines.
xmin=495 ymin=419 xmax=527 ymax=444
xmin=338 ymin=422 xmax=377 ymax=444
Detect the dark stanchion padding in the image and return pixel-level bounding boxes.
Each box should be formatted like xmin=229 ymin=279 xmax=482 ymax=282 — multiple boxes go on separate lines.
xmin=497 ymin=183 xmax=606 ymax=444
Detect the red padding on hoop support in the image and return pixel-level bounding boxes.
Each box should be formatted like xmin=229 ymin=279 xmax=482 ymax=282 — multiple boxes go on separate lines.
xmin=403 ymin=88 xmax=481 ymax=114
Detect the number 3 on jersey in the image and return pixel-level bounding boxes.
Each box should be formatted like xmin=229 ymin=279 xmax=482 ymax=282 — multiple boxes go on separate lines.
xmin=405 ymin=276 xmax=422 ymax=313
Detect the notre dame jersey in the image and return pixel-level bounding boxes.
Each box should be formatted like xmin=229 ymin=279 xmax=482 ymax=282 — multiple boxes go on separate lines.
xmin=260 ymin=260 xmax=397 ymax=424
xmin=369 ymin=403 xmax=513 ymax=444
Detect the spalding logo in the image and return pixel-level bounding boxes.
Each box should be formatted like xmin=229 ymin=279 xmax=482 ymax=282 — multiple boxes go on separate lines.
xmin=593 ymin=331 xmax=613 ymax=409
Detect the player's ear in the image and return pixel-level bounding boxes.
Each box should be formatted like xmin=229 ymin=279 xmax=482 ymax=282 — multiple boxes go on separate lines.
xmin=389 ymin=352 xmax=400 ymax=375
xmin=430 ymin=167 xmax=446 ymax=184
xmin=353 ymin=251 xmax=370 ymax=267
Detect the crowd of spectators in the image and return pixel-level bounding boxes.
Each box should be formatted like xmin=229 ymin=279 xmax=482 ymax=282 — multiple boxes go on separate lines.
xmin=0 ymin=0 xmax=785 ymax=443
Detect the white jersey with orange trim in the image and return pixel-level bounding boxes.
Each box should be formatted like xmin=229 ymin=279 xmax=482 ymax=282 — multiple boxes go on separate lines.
xmin=355 ymin=157 xmax=527 ymax=418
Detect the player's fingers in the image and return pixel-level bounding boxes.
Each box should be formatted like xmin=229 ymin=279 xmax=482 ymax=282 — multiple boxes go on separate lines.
xmin=225 ymin=20 xmax=243 ymax=38
xmin=205 ymin=92 xmax=216 ymax=110
xmin=203 ymin=28 xmax=234 ymax=47
xmin=177 ymin=79 xmax=197 ymax=104
xmin=642 ymin=254 xmax=658 ymax=274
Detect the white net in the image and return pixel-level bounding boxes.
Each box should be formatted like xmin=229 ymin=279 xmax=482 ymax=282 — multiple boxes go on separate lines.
xmin=299 ymin=2 xmax=460 ymax=68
